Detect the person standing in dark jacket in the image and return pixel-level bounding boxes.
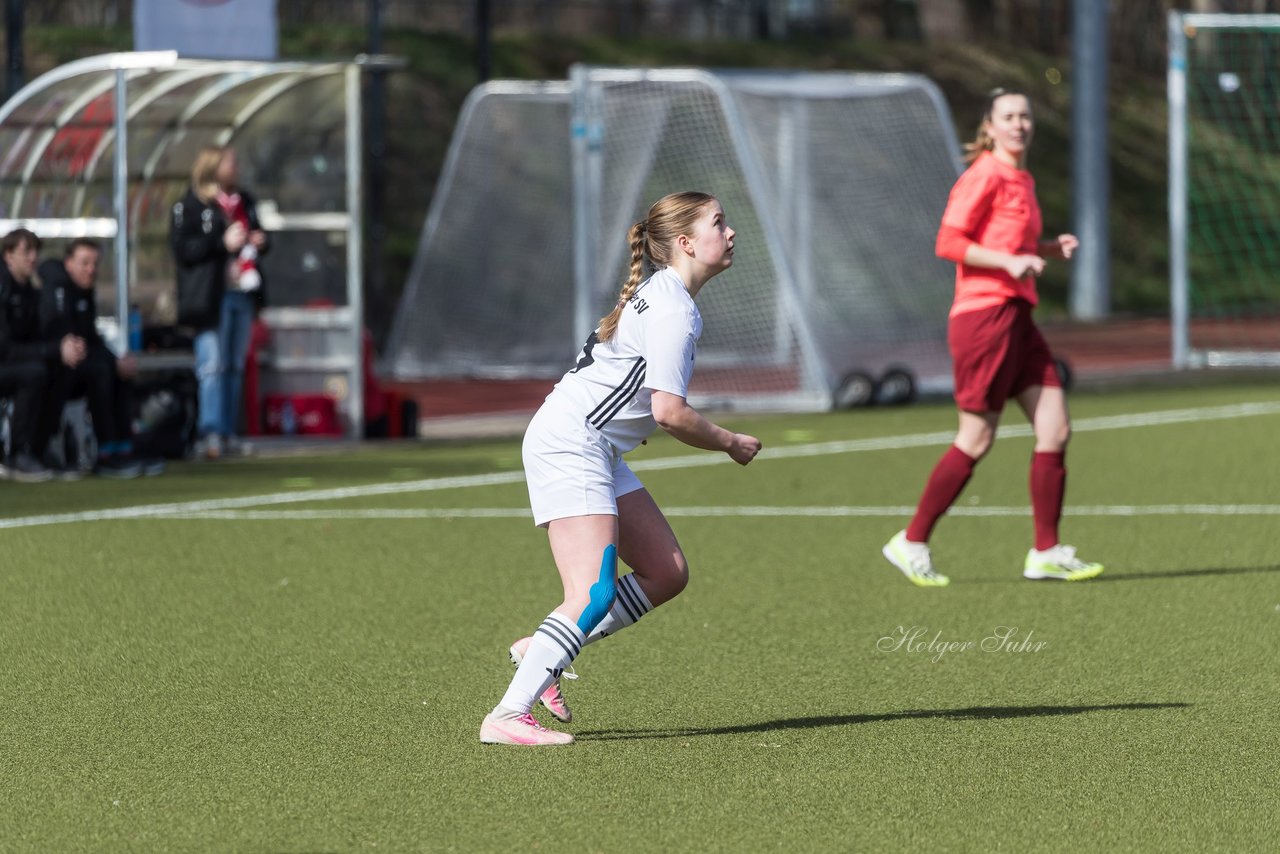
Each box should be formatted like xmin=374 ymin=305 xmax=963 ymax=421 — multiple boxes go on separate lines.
xmin=40 ymin=239 xmax=161 ymax=478
xmin=170 ymin=146 xmax=269 ymax=460
xmin=0 ymin=228 xmax=85 ymax=481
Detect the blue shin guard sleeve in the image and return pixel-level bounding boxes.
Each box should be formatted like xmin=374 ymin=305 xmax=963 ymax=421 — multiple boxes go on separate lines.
xmin=576 ymin=544 xmax=618 ymax=634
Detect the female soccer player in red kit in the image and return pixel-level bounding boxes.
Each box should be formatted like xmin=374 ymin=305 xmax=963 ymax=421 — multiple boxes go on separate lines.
xmin=882 ymin=88 xmax=1103 ymax=586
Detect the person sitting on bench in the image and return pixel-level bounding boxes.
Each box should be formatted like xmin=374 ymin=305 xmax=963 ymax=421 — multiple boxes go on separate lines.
xmin=39 ymin=239 xmax=163 ymax=478
xmin=1 ymin=228 xmax=85 ymax=482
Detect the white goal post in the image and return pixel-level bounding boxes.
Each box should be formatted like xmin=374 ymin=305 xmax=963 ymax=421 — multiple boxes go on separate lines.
xmin=386 ymin=66 xmax=964 ymax=410
xmin=1169 ymin=11 xmax=1280 ymax=369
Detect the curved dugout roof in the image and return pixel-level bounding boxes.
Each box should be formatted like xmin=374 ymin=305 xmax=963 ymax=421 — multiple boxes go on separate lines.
xmin=0 ymin=51 xmax=355 ymax=233
xmin=0 ymin=52 xmax=370 ymax=435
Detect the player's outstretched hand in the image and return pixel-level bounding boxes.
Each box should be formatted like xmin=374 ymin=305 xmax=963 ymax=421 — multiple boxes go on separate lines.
xmin=728 ymin=433 xmax=762 ymax=466
xmin=1055 ymin=233 xmax=1079 ymax=259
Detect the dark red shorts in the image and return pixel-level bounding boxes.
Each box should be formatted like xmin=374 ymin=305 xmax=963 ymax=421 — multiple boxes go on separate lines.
xmin=949 ymin=299 xmax=1059 ymax=412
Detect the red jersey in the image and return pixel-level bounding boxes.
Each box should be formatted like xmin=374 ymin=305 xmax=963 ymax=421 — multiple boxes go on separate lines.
xmin=936 ymin=151 xmax=1042 ymax=317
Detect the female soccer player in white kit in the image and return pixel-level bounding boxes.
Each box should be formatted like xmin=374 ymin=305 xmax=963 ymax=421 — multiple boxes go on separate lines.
xmin=481 ymin=191 xmax=763 ymax=746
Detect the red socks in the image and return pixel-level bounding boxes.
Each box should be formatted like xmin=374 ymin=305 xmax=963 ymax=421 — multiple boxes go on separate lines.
xmin=906 ymin=446 xmax=1067 ymax=549
xmin=906 ymin=446 xmax=977 ymax=543
xmin=1030 ymin=451 xmax=1066 ymax=551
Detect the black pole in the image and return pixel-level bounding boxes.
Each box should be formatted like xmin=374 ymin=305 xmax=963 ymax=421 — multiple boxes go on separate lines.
xmin=476 ymin=0 xmax=492 ymax=83
xmin=1038 ymin=0 xmax=1054 ymax=53
xmin=367 ymin=0 xmax=388 ymax=344
xmin=753 ymin=0 xmax=770 ymax=40
xmin=6 ymin=0 xmax=23 ymax=102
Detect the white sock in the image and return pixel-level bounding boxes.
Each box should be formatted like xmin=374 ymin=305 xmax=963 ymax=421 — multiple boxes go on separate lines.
xmin=496 ymin=611 xmax=584 ymax=715
xmin=584 ymin=573 xmax=654 ymax=646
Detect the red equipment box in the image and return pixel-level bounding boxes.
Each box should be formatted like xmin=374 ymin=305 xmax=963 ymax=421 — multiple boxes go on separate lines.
xmin=262 ymin=394 xmax=341 ymax=437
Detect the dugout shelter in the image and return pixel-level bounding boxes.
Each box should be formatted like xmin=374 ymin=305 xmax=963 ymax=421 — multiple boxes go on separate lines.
xmin=0 ymin=51 xmax=373 ymax=437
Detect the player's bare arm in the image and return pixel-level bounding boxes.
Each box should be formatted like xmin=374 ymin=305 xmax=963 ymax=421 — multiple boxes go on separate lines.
xmin=962 ymin=243 xmax=1046 ymax=278
xmin=651 ymin=390 xmax=762 ymax=464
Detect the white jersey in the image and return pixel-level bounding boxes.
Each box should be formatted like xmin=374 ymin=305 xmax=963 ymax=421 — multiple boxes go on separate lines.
xmin=545 ymin=266 xmax=701 ymax=454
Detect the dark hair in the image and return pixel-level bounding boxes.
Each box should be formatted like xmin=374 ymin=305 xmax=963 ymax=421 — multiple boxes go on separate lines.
xmin=2 ymin=228 xmax=41 ymax=255
xmin=65 ymin=238 xmax=102 ymax=258
xmin=963 ymin=87 xmax=1031 ymax=164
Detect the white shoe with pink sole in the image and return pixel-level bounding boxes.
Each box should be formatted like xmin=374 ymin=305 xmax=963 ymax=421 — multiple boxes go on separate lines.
xmin=480 ymin=711 xmax=574 ymax=746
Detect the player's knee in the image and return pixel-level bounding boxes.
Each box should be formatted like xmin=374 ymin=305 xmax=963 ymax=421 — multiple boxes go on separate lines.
xmin=575 ymin=544 xmax=618 ymax=634
xmin=670 ymin=554 xmax=690 ymax=596
xmin=651 ymin=553 xmax=690 ymax=604
xmin=1038 ymin=422 xmax=1071 ymax=450
xmin=958 ymin=434 xmax=993 ymax=461
xmin=955 ymin=419 xmax=996 ymax=460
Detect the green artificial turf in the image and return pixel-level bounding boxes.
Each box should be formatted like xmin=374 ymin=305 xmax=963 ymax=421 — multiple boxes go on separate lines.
xmin=2 ymin=381 xmax=1277 ymax=851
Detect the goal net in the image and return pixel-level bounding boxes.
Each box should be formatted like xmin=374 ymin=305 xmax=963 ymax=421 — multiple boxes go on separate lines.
xmin=385 ymin=68 xmax=962 ymax=409
xmin=1169 ymin=12 xmax=1280 ymax=368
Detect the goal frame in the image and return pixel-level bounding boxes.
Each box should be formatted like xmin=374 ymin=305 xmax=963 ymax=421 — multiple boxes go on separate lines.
xmin=386 ymin=65 xmax=963 ymax=410
xmin=1168 ymin=11 xmax=1280 ymax=369
xmin=570 ymin=65 xmax=961 ymax=410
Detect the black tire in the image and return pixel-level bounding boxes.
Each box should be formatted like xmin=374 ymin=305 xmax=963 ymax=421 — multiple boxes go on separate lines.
xmin=876 ymin=366 xmax=917 ymax=405
xmin=833 ymin=371 xmax=878 ymax=409
xmin=1053 ymin=356 xmax=1074 ymax=392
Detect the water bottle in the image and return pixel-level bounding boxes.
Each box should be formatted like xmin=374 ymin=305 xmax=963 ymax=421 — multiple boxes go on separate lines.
xmin=281 ymin=399 xmax=297 ymax=435
xmin=128 ymin=303 xmax=143 ymax=352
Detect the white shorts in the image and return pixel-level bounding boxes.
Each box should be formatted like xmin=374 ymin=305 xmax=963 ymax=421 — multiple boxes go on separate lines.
xmin=522 ymin=403 xmax=644 ymax=527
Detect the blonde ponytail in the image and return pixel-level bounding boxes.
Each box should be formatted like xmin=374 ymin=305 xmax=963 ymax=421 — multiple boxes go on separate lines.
xmin=596 ymin=191 xmax=716 ymax=342
xmin=962 ymin=124 xmax=995 ymax=164
xmin=597 ymin=221 xmax=648 ymax=342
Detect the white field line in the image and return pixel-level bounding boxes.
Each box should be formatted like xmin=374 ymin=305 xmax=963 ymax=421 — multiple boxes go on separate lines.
xmin=0 ymin=470 xmax=525 ymax=531
xmin=633 ymin=399 xmax=1280 ymax=470
xmin=154 ymin=504 xmax=1280 ymax=522
xmin=2 ymin=399 xmax=1279 ymax=532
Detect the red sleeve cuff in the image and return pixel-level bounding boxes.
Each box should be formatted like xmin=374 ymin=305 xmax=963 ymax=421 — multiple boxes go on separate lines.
xmin=935 ymin=225 xmax=972 ymax=263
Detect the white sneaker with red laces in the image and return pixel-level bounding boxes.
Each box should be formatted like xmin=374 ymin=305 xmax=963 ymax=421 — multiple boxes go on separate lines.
xmin=480 ymin=710 xmax=574 ymax=746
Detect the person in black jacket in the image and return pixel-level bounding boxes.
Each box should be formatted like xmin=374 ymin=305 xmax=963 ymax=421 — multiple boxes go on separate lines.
xmin=40 ymin=239 xmax=162 ymax=478
xmin=170 ymin=146 xmax=269 ymax=460
xmin=1 ymin=228 xmax=85 ymax=481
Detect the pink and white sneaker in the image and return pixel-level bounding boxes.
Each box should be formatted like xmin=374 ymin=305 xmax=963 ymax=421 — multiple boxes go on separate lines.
xmin=509 ymin=637 xmax=576 ymax=723
xmin=479 ymin=711 xmax=574 ymax=746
